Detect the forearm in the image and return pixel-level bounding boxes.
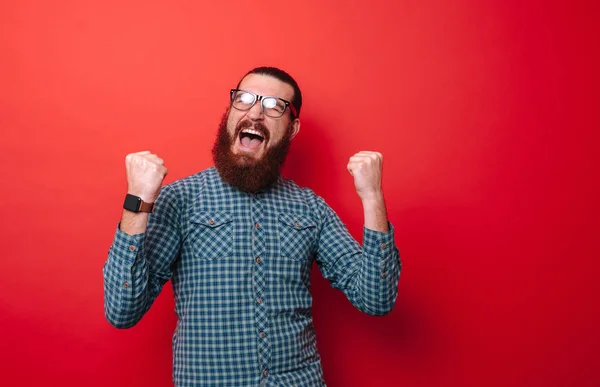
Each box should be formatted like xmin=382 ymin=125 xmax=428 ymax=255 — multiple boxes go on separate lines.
xmin=327 ymin=150 xmax=399 ymax=314
xmin=120 ymin=210 xmax=150 ymax=235
xmin=104 ymin=151 xmax=173 ymax=327
xmin=362 ymin=193 xmax=389 ymax=233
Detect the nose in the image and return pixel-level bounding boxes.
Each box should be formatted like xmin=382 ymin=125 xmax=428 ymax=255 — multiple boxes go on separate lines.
xmin=246 ymin=101 xmax=264 ymax=120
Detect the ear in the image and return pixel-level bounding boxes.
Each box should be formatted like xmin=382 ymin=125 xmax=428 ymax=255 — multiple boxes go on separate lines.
xmin=290 ymin=118 xmax=301 ymax=139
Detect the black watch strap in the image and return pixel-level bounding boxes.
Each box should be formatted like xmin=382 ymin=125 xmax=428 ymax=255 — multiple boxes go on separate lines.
xmin=123 ymin=194 xmax=154 ymax=213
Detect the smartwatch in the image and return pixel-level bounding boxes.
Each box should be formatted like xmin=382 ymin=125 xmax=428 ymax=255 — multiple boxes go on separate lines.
xmin=123 ymin=194 xmax=154 ymax=213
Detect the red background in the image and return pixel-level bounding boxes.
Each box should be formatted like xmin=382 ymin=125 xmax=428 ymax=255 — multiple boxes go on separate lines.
xmin=1 ymin=1 xmax=598 ymax=386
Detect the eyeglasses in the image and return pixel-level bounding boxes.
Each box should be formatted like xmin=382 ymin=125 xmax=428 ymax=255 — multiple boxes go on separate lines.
xmin=230 ymin=89 xmax=297 ymax=118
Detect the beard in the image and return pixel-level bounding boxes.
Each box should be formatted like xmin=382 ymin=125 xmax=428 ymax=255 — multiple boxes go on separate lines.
xmin=212 ymin=109 xmax=293 ymax=192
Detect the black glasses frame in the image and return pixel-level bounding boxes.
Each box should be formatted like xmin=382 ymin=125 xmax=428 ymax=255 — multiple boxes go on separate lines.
xmin=230 ymin=89 xmax=297 ymax=118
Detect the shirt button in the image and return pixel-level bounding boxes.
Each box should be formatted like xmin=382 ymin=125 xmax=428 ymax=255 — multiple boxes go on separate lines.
xmin=295 ymin=221 xmax=300 ymax=227
xmin=381 ymin=273 xmax=388 ymax=279
xmin=380 ymin=243 xmax=386 ymax=249
xmin=259 ymin=331 xmax=266 ymax=338
xmin=255 ymin=223 xmax=260 ymax=229
xmin=255 ymin=257 xmax=262 ymax=264
xmin=209 ymin=219 xmax=215 ymax=225
xmin=263 ymin=369 xmax=269 ymax=376
xmin=124 ymin=281 xmax=129 ymax=288
xmin=257 ymin=297 xmax=262 ymax=304
xmin=128 ymin=245 xmax=136 ymax=252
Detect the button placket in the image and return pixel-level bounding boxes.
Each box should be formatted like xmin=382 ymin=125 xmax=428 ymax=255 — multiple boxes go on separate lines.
xmin=251 ymin=195 xmax=271 ymax=372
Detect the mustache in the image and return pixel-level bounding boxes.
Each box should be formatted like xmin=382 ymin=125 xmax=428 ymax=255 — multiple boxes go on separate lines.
xmin=235 ymin=120 xmax=270 ymax=142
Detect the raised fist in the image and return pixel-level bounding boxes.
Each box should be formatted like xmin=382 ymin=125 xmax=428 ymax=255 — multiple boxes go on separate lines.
xmin=125 ymin=151 xmax=168 ymax=203
xmin=347 ymin=151 xmax=384 ymax=202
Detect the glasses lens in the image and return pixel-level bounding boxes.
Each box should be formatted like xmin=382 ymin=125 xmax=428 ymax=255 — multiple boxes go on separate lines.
xmin=232 ymin=91 xmax=256 ymax=110
xmin=262 ymin=97 xmax=286 ymax=117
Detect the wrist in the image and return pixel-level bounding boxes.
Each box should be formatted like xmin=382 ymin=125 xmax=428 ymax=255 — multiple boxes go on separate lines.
xmin=127 ymin=189 xmax=158 ymax=204
xmin=360 ymin=191 xmax=384 ymax=204
xmin=120 ymin=210 xmax=150 ymax=235
xmin=361 ymin=193 xmax=389 ymax=233
xmin=123 ymin=193 xmax=155 ymax=213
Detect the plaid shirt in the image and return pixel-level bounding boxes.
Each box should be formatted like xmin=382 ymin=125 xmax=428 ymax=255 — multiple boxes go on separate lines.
xmin=103 ymin=167 xmax=401 ymax=387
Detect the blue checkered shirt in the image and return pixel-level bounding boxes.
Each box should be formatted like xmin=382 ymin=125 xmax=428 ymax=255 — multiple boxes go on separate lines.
xmin=103 ymin=167 xmax=401 ymax=386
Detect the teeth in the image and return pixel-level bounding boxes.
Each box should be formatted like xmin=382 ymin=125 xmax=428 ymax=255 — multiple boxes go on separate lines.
xmin=241 ymin=128 xmax=264 ymax=138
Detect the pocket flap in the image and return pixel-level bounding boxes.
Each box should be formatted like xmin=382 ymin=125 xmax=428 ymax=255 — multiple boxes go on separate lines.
xmin=278 ymin=213 xmax=316 ymax=230
xmin=191 ymin=211 xmax=232 ymax=227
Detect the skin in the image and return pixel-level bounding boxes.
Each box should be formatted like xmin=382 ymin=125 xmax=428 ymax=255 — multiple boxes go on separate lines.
xmin=347 ymin=151 xmax=389 ymax=232
xmin=120 ymin=73 xmax=389 ymax=235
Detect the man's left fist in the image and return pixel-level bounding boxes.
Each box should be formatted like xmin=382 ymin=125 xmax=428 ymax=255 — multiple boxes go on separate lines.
xmin=347 ymin=151 xmax=384 ymax=201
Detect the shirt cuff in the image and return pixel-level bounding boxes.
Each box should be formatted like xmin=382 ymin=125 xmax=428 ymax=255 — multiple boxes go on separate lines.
xmin=362 ymin=222 xmax=396 ymax=257
xmin=109 ymin=223 xmax=146 ymax=265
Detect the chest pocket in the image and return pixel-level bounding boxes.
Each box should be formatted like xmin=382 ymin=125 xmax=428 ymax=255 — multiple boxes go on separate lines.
xmin=278 ymin=213 xmax=317 ymax=261
xmin=190 ymin=211 xmax=233 ymax=260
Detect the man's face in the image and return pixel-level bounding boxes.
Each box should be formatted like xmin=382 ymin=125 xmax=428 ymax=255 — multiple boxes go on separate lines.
xmin=212 ymin=73 xmax=301 ymax=192
xmin=227 ymin=73 xmax=299 ymax=164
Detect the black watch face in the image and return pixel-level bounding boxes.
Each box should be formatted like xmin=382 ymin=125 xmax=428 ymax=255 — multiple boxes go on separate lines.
xmin=123 ymin=194 xmax=141 ymax=212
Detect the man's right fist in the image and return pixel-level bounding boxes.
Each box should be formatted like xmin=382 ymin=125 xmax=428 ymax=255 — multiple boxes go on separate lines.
xmin=125 ymin=151 xmax=168 ymax=203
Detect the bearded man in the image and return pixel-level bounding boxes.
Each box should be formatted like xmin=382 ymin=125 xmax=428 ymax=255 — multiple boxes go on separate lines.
xmin=103 ymin=66 xmax=401 ymax=387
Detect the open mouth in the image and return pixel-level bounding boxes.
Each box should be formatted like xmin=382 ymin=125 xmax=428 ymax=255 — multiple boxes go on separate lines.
xmin=239 ymin=128 xmax=265 ymax=150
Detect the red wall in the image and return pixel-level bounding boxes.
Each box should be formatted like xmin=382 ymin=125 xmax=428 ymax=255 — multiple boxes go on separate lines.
xmin=1 ymin=1 xmax=598 ymax=386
